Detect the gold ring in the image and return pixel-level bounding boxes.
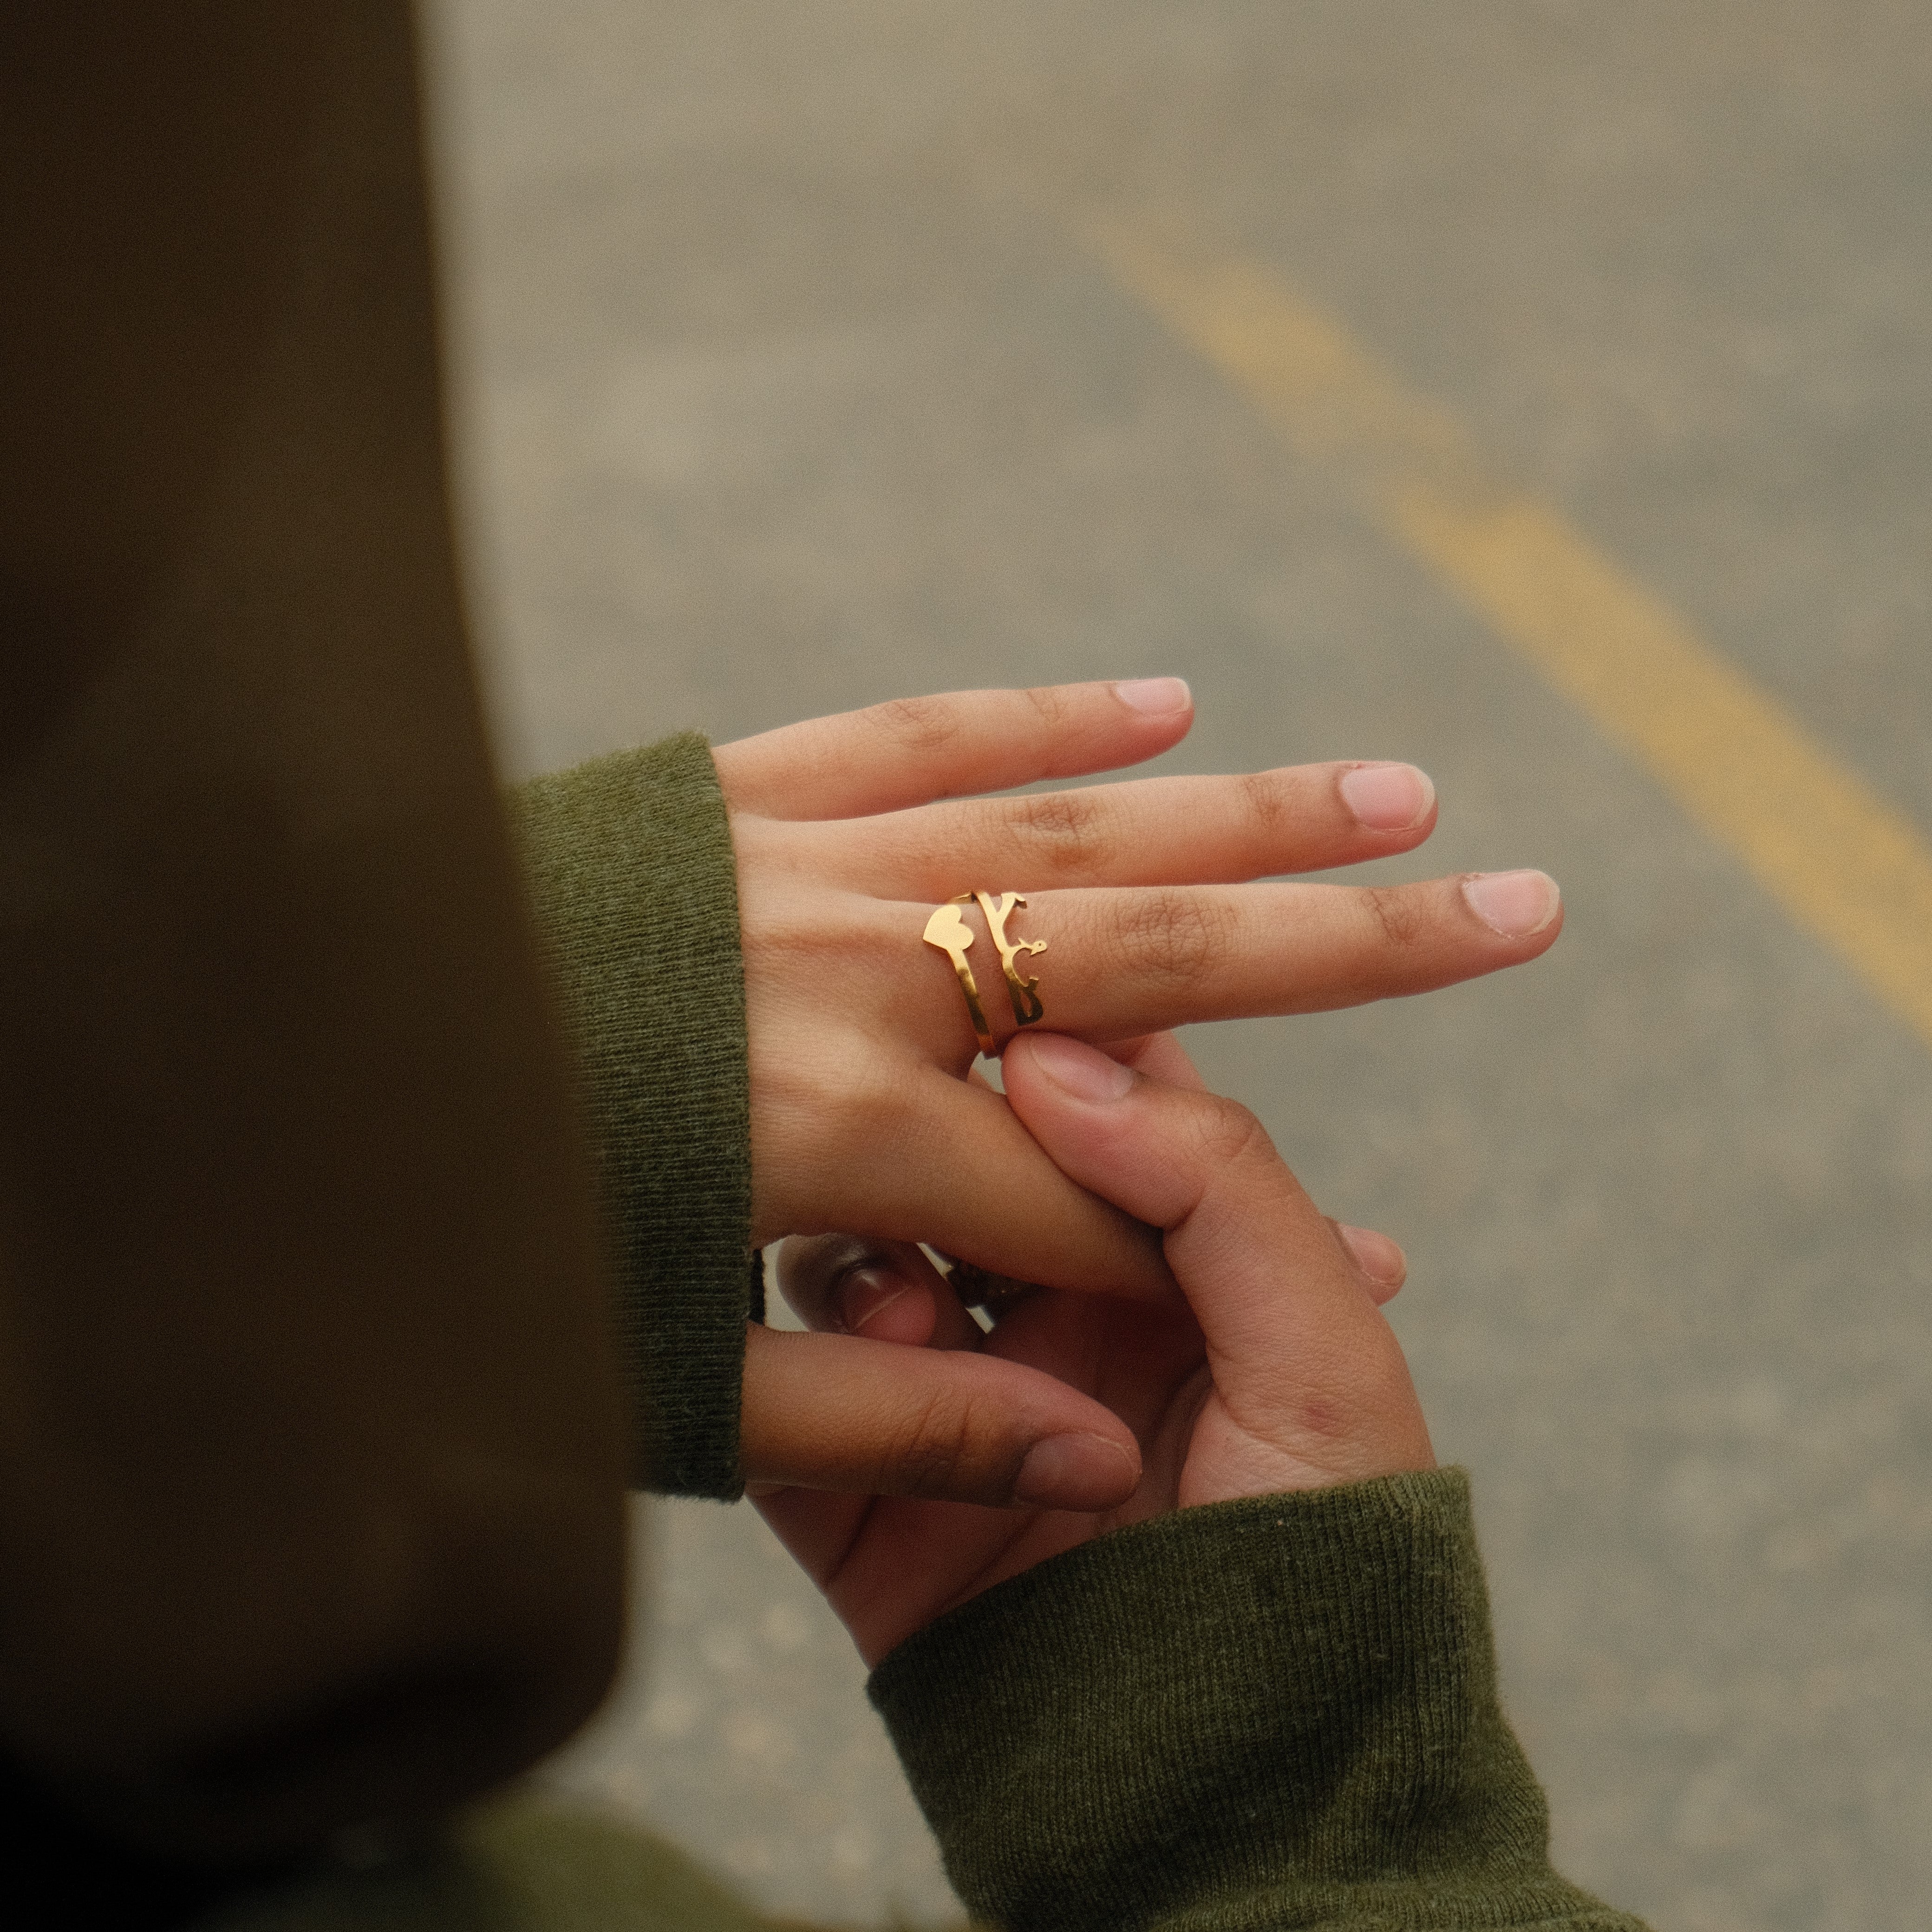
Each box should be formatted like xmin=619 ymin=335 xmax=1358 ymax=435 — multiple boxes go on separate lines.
xmin=922 ymin=890 xmax=1049 ymax=1057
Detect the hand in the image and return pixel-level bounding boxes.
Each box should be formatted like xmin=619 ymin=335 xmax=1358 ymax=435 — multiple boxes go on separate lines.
xmin=753 ymin=1031 xmax=1435 ymax=1666
xmin=717 ymin=679 xmax=1562 ymax=1308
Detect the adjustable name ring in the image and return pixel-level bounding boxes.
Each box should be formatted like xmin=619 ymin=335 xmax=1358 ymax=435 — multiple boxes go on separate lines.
xmin=922 ymin=890 xmax=1049 ymax=1057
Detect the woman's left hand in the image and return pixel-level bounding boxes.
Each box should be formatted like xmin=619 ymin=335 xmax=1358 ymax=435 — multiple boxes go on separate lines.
xmin=717 ymin=678 xmax=1561 ymax=1310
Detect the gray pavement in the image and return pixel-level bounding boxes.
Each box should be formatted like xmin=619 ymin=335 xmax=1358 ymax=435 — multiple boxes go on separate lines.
xmin=425 ymin=5 xmax=1932 ymax=1926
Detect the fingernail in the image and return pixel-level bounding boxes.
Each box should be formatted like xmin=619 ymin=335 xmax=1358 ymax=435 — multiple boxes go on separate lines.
xmin=1461 ymin=869 xmax=1560 ymax=939
xmin=836 ymin=1267 xmax=910 ymax=1336
xmin=1112 ymin=676 xmax=1192 ymax=715
xmin=1338 ymin=762 xmax=1435 ymax=832
xmin=1024 ymin=1031 xmax=1135 ymax=1103
xmin=1335 ymin=1223 xmax=1406 ymax=1286
xmin=1013 ymin=1434 xmax=1139 ymax=1510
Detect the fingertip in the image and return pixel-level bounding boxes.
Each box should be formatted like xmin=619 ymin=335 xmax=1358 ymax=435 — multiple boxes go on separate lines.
xmin=1111 ymin=676 xmax=1193 ymax=719
xmin=1333 ymin=1222 xmax=1407 ymax=1301
xmin=1007 ymin=1030 xmax=1136 ymax=1104
xmin=1107 ymin=1031 xmax=1208 ymax=1090
xmin=1460 ymin=869 xmax=1562 ymax=942
xmin=1337 ymin=762 xmax=1436 ymax=836
xmin=842 ymin=1271 xmax=939 ymax=1345
xmin=779 ymin=1236 xmax=947 ymax=1338
xmin=1012 ymin=1431 xmax=1141 ymax=1511
xmin=1105 ymin=677 xmax=1194 ymax=763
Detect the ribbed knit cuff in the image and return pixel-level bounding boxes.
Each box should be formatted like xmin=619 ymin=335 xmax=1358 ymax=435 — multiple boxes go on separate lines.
xmin=870 ymin=1471 xmax=1647 ymax=1932
xmin=510 ymin=734 xmax=751 ymax=1499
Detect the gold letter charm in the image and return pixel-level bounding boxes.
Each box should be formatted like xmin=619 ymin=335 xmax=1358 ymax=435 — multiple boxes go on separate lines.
xmin=974 ymin=892 xmax=1048 ymax=1028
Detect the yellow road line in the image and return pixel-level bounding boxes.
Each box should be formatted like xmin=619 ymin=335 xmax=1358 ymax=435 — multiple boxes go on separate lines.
xmin=1092 ymin=220 xmax=1932 ymax=1052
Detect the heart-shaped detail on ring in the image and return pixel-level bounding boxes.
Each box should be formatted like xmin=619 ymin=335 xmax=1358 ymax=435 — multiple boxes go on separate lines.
xmin=922 ymin=901 xmax=976 ymax=954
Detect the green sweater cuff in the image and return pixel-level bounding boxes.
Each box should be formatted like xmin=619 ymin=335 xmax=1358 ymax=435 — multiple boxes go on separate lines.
xmin=869 ymin=1470 xmax=1646 ymax=1932
xmin=510 ymin=733 xmax=751 ymax=1500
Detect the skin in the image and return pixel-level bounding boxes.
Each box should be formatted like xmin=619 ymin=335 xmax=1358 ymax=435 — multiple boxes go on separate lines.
xmin=758 ymin=1030 xmax=1436 ymax=1667
xmin=721 ymin=679 xmax=1561 ymax=1508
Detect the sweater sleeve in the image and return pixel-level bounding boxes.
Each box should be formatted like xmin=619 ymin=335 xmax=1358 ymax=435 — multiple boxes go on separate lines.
xmin=508 ymin=732 xmax=752 ymax=1501
xmin=868 ymin=1469 xmax=1647 ymax=1932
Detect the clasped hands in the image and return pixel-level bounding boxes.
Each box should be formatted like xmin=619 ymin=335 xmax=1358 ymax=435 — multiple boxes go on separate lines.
xmin=716 ymin=679 xmax=1561 ymax=1648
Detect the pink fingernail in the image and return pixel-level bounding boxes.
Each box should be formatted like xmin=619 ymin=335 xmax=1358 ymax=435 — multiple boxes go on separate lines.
xmin=1461 ymin=869 xmax=1561 ymax=939
xmin=1338 ymin=762 xmax=1435 ymax=832
xmin=836 ymin=1268 xmax=910 ymax=1335
xmin=1112 ymin=676 xmax=1192 ymax=715
xmin=1024 ymin=1031 xmax=1135 ymax=1102
xmin=1335 ymin=1223 xmax=1406 ymax=1286
xmin=1013 ymin=1434 xmax=1139 ymax=1509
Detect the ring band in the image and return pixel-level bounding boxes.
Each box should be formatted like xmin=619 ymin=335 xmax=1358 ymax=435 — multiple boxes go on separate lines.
xmin=923 ymin=889 xmax=1049 ymax=1056
xmin=922 ymin=896 xmax=996 ymax=1056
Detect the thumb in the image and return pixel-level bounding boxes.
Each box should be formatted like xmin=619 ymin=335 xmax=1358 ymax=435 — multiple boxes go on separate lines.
xmin=1002 ymin=1031 xmax=1433 ymax=1492
xmin=739 ymin=1323 xmax=1140 ymax=1511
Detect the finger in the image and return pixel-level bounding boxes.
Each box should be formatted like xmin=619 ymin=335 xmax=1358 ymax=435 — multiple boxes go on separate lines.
xmin=1003 ymin=1031 xmax=1358 ymax=1364
xmin=1001 ymin=1032 xmax=1433 ymax=1482
xmin=838 ymin=760 xmax=1438 ymax=896
xmin=738 ymin=1323 xmax=1141 ymax=1507
xmin=711 ymin=679 xmax=1193 ymax=821
xmin=1330 ymin=1221 xmax=1407 ymax=1305
xmin=777 ymin=1065 xmax=1180 ymax=1304
xmin=908 ymin=871 xmax=1562 ymax=1058
xmin=778 ymin=1235 xmax=984 ymax=1351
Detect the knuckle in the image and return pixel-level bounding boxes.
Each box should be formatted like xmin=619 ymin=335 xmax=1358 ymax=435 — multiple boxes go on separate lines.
xmin=1238 ymin=769 xmax=1292 ymax=839
xmin=869 ymin=694 xmax=960 ymax=755
xmin=745 ymin=894 xmax=838 ymax=980
xmin=1111 ymin=889 xmax=1233 ymax=993
xmin=1362 ymin=884 xmax=1426 ymax=953
xmin=1022 ymin=683 xmax=1074 ymax=730
xmin=885 ymin=1389 xmax=981 ymax=1500
xmin=1009 ymin=788 xmax=1107 ymax=877
xmin=1191 ymin=1094 xmax=1272 ymax=1171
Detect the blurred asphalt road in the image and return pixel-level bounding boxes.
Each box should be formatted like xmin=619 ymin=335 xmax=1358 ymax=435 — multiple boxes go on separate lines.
xmin=424 ymin=6 xmax=1932 ymax=1927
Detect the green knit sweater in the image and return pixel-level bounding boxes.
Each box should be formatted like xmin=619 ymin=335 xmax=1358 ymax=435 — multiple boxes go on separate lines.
xmin=512 ymin=733 xmax=754 ymax=1500
xmin=190 ymin=736 xmax=1645 ymax=1932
